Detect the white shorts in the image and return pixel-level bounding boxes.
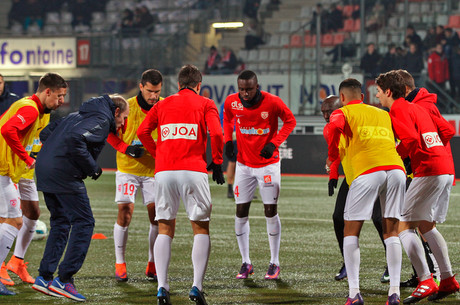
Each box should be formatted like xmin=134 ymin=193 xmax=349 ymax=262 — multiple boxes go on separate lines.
xmin=115 ymin=171 xmax=155 ymax=206
xmin=345 ymin=169 xmax=405 ymax=221
xmin=18 ymin=178 xmax=39 ymax=201
xmin=233 ymin=162 xmax=281 ymax=204
xmin=154 ymin=170 xmax=211 ymax=221
xmin=0 ymin=175 xmax=22 ymax=218
xmin=401 ymin=175 xmax=453 ymax=223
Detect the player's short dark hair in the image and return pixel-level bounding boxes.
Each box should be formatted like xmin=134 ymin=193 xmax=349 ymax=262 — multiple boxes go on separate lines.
xmin=395 ymin=69 xmax=415 ymax=91
xmin=109 ymin=94 xmax=128 ymax=112
xmin=141 ymin=69 xmax=163 ymax=86
xmin=237 ymin=70 xmax=258 ymax=83
xmin=37 ymin=72 xmax=68 ymax=92
xmin=178 ymin=64 xmax=202 ymax=88
xmin=375 ymin=71 xmax=406 ymax=100
xmin=339 ymin=78 xmax=362 ymax=94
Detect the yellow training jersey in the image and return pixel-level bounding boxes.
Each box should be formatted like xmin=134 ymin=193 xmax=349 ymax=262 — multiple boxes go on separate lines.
xmin=340 ymin=103 xmax=404 ymax=185
xmin=0 ymin=98 xmax=46 ymax=183
xmin=116 ymin=96 xmax=160 ymax=177
xmin=22 ymin=114 xmax=50 ymax=180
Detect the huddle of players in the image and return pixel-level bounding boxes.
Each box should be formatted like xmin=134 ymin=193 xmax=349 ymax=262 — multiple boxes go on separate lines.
xmin=323 ymin=69 xmax=459 ymax=305
xmin=0 ymin=66 xmax=296 ymax=305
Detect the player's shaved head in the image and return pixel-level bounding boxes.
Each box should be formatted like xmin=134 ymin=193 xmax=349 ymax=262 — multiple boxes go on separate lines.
xmin=321 ymin=95 xmax=341 ymax=123
xmin=238 ymin=70 xmax=258 ymax=84
xmin=338 ymin=78 xmax=363 ymax=104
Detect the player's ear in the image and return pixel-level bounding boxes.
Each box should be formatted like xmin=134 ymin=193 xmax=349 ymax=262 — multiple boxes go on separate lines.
xmin=114 ymin=107 xmax=121 ymax=117
xmin=360 ymin=93 xmax=364 ymax=101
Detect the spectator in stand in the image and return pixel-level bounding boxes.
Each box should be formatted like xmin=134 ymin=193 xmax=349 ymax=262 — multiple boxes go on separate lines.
xmin=360 ymin=43 xmax=381 ymax=84
xmin=120 ymin=8 xmax=135 ymax=35
xmin=403 ymin=25 xmax=423 ymax=52
xmin=450 ymin=46 xmax=460 ymax=100
xmin=8 ymin=0 xmax=26 ymax=29
xmin=311 ymin=3 xmax=329 ymax=34
xmin=404 ymin=43 xmax=424 ymax=87
xmin=365 ymin=1 xmax=385 ymax=32
xmin=23 ymin=0 xmax=44 ymax=31
xmin=444 ymin=28 xmax=460 ymax=97
xmin=133 ymin=5 xmax=158 ymax=33
xmin=327 ymin=32 xmax=356 ymax=64
xmin=435 ymin=25 xmax=446 ymax=45
xmin=444 ymin=28 xmax=460 ymax=49
xmin=423 ymin=26 xmax=437 ymax=54
xmin=70 ymin=0 xmax=92 ymax=29
xmin=244 ymin=19 xmax=265 ymax=50
xmin=204 ymin=46 xmax=221 ymax=75
xmin=327 ymin=3 xmax=343 ymax=33
xmin=381 ymin=44 xmax=404 ymax=73
xmin=243 ymin=0 xmax=261 ymax=22
xmin=219 ymin=47 xmax=238 ymax=74
xmin=427 ymin=43 xmax=450 ymax=99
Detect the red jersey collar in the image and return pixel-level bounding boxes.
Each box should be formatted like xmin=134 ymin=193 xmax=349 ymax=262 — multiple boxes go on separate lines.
xmin=30 ymin=94 xmax=45 ymax=114
xmin=347 ymin=100 xmax=363 ymax=105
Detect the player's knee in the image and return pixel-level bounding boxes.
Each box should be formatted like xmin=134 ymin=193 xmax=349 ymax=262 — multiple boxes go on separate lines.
xmin=236 ymin=203 xmax=251 ymax=218
xmin=264 ymin=204 xmax=277 ymax=217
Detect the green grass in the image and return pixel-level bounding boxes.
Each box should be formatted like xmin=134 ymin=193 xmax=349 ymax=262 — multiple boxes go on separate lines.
xmin=3 ymin=173 xmax=460 ymax=304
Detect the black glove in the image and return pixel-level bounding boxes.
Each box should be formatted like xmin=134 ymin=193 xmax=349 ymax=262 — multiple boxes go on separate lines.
xmin=260 ymin=142 xmax=276 ymax=159
xmin=90 ymin=166 xmax=103 ymax=180
xmin=403 ymin=157 xmax=412 ymax=176
xmin=328 ymin=179 xmax=337 ymax=196
xmin=125 ymin=145 xmax=145 ymax=158
xmin=30 ymin=151 xmax=39 ymax=159
xmin=225 ymin=141 xmax=234 ymax=160
xmin=206 ymin=162 xmax=225 ymax=185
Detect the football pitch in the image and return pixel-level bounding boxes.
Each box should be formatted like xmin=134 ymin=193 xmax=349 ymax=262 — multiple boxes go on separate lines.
xmin=3 ymin=173 xmax=460 ymax=304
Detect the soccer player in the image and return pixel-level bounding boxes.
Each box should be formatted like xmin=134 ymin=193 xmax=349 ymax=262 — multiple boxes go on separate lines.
xmin=0 ymin=72 xmax=67 ymax=296
xmin=375 ymin=71 xmax=459 ymax=303
xmin=223 ymin=70 xmax=296 ymax=280
xmin=0 ymin=73 xmax=20 ymax=114
xmin=137 ymin=64 xmax=224 ymax=305
xmin=327 ymin=78 xmax=406 ymax=305
xmin=106 ymin=69 xmax=163 ymax=282
xmin=321 ymin=95 xmax=389 ymax=283
xmin=396 ymin=69 xmax=444 ymax=287
xmin=32 ymin=94 xmax=129 ymax=302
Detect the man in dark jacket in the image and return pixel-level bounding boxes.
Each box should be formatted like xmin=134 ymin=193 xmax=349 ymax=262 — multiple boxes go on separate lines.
xmin=31 ymin=94 xmax=129 ymax=302
xmin=0 ymin=74 xmax=20 ymax=115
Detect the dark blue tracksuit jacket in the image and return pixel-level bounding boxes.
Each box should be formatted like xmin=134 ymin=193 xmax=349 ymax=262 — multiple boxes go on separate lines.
xmin=36 ymin=94 xmax=117 ymax=193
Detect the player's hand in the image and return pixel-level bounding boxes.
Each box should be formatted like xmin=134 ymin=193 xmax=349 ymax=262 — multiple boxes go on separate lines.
xmin=207 ymin=162 xmax=225 ymax=185
xmin=27 ymin=159 xmax=36 ymax=170
xmin=125 ymin=145 xmax=145 ymax=158
xmin=225 ymin=141 xmax=234 ymax=160
xmin=260 ymin=142 xmax=276 ymax=159
xmin=30 ymin=151 xmax=39 ymax=159
xmin=403 ymin=157 xmax=412 ymax=175
xmin=328 ymin=179 xmax=337 ymax=196
xmin=90 ymin=166 xmax=103 ymax=180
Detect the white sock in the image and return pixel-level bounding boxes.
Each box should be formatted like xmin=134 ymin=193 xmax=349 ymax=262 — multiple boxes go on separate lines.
xmin=0 ymin=223 xmax=19 ymax=265
xmin=423 ymin=228 xmax=453 ymax=280
xmin=399 ymin=229 xmax=431 ymax=281
xmin=13 ymin=216 xmax=37 ymax=259
xmin=114 ymin=223 xmax=129 ymax=264
xmin=384 ymin=236 xmax=401 ymax=296
xmin=192 ymin=234 xmax=210 ymax=291
xmin=154 ymin=234 xmax=172 ymax=291
xmin=343 ymin=235 xmax=360 ymax=296
xmin=235 ymin=216 xmax=251 ymax=264
xmin=266 ymin=214 xmax=281 ymax=266
xmin=148 ymin=223 xmax=159 ymax=262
